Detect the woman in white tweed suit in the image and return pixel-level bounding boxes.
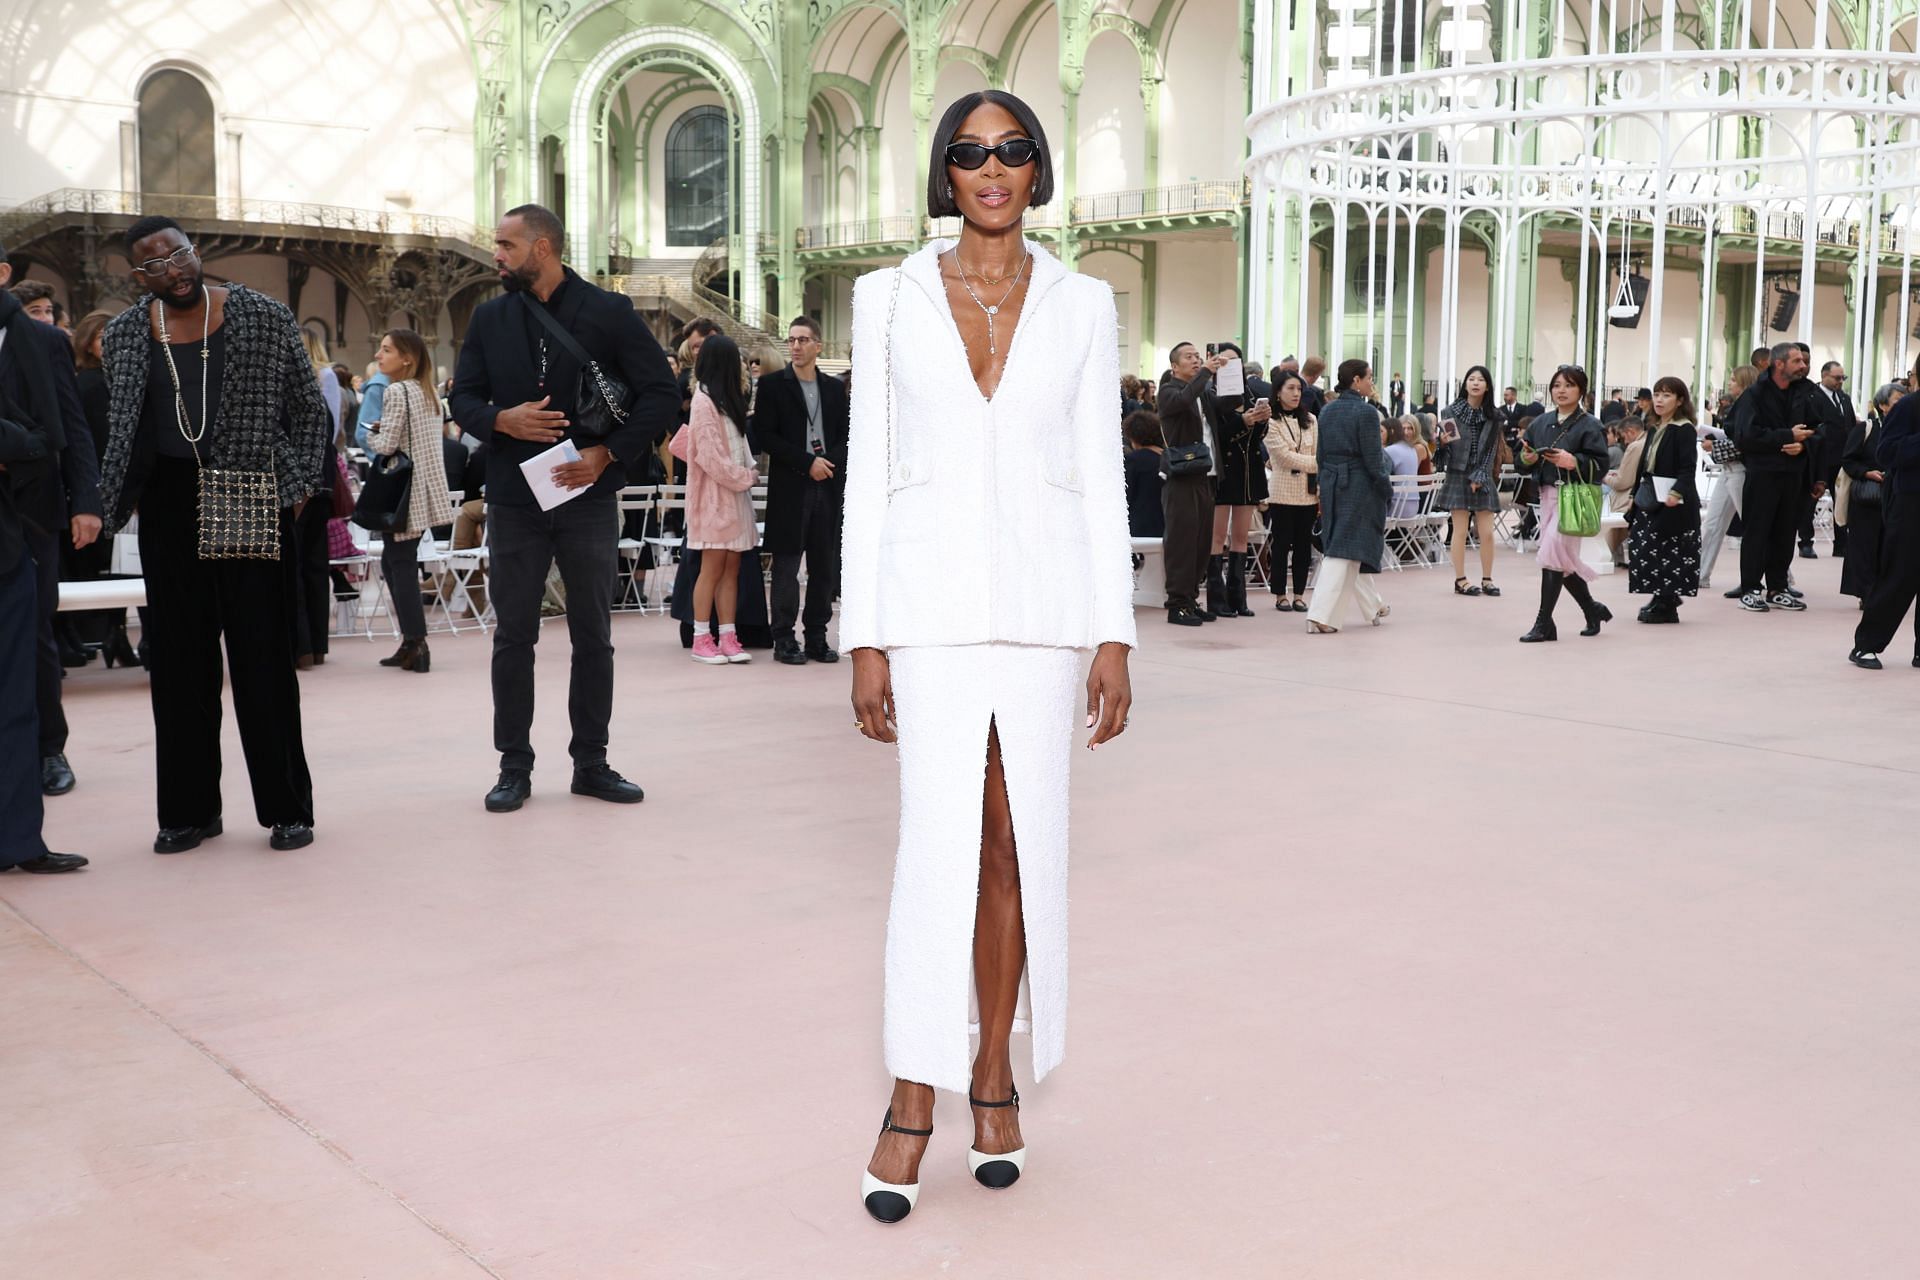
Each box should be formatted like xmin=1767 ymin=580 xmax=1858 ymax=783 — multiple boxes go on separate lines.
xmin=363 ymin=327 xmax=450 ymax=673
xmin=842 ymin=91 xmax=1137 ymax=1224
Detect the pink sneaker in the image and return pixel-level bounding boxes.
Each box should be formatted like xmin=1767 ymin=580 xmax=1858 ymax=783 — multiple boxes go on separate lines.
xmin=691 ymin=634 xmax=727 ymax=665
xmin=718 ymin=633 xmax=752 ymax=664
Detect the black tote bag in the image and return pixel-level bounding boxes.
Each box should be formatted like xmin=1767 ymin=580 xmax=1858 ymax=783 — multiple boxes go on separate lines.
xmin=350 ymin=450 xmax=415 ymax=532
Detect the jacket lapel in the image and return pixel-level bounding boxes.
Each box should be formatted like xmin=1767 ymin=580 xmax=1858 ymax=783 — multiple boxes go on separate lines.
xmin=896 ymin=237 xmax=1068 ymax=401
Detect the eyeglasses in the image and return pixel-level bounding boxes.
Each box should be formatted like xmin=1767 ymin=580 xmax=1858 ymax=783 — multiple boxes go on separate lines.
xmin=134 ymin=244 xmax=197 ymax=276
xmin=786 ymin=335 xmax=818 ymax=345
xmin=1555 ymin=363 xmax=1587 ymax=374
xmin=945 ymin=139 xmax=1040 ymax=170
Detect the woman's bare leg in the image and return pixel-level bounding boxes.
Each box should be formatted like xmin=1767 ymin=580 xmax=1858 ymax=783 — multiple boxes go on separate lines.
xmin=1450 ymin=509 xmax=1470 ymax=579
xmin=1476 ymin=510 xmax=1497 ymax=579
xmin=715 ymin=550 xmax=740 ymax=624
xmin=971 ymin=721 xmax=1026 ymax=1156
xmin=692 ymin=552 xmax=725 ymax=627
xmin=1211 ymin=502 xmax=1230 ymax=554
xmin=865 ymin=1078 xmax=935 ymax=1184
xmin=1228 ymin=504 xmax=1253 ymax=553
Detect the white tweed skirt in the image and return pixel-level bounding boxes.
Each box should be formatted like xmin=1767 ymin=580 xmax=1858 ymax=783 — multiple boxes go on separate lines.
xmin=881 ymin=642 xmax=1083 ymax=1094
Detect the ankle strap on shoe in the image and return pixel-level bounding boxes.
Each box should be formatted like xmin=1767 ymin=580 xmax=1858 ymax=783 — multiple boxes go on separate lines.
xmin=968 ymin=1087 xmax=1020 ymax=1109
xmin=880 ymin=1107 xmax=933 ymax=1138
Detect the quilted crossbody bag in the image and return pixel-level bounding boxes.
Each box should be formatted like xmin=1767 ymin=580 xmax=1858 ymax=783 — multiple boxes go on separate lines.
xmin=155 ymin=299 xmax=281 ymax=560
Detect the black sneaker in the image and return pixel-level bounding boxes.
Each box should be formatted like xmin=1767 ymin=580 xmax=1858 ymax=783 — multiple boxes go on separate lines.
xmin=1849 ymin=649 xmax=1884 ymax=670
xmin=1739 ymin=592 xmax=1770 ymax=612
xmin=1768 ymin=591 xmax=1807 ymax=611
xmin=1785 ymin=586 xmax=1804 ymax=599
xmin=1167 ymin=607 xmax=1203 ymax=627
xmin=1723 ymin=587 xmax=1746 ymax=599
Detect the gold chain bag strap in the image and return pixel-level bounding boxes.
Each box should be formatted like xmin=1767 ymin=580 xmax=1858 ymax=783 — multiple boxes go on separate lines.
xmin=155 ymin=294 xmax=281 ymax=560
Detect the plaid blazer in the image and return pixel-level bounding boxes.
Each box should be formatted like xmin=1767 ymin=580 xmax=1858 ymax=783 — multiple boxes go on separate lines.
xmin=97 ymin=283 xmax=331 ymax=531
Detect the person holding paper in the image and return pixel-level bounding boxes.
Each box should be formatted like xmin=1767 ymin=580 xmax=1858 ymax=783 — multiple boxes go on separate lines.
xmin=450 ymin=204 xmax=678 ymax=815
xmin=1625 ymin=377 xmax=1703 ymax=624
xmin=1208 ymin=340 xmax=1269 ymax=618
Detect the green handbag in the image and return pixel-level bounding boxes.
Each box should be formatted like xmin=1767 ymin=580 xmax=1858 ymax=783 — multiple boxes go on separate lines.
xmin=1557 ymin=478 xmax=1603 ymax=537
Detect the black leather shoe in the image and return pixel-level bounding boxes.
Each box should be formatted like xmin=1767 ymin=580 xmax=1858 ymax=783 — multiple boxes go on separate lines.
xmin=804 ymin=640 xmax=840 ymax=663
xmin=269 ymin=823 xmax=314 ymax=851
xmin=154 ymin=819 xmax=223 ymax=854
xmin=1723 ymin=587 xmax=1746 ymax=599
xmin=5 ymin=852 xmax=88 ymax=873
xmin=41 ymin=753 xmax=75 ymax=796
xmin=1167 ymin=607 xmax=1203 ymax=627
xmin=1798 ymin=542 xmax=1817 ymax=559
xmin=773 ymin=638 xmax=807 ymax=665
xmin=1518 ymin=621 xmax=1558 ymax=643
xmin=571 ymin=764 xmax=644 ymax=804
xmin=485 ymin=769 xmax=532 ymax=813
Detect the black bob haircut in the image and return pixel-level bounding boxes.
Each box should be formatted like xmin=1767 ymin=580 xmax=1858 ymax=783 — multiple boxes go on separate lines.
xmin=927 ymin=90 xmax=1054 ymax=218
xmin=125 ymin=214 xmax=186 ymax=256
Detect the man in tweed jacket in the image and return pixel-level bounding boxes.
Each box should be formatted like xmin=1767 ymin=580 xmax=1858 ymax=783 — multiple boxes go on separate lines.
xmin=96 ymin=215 xmax=330 ymax=855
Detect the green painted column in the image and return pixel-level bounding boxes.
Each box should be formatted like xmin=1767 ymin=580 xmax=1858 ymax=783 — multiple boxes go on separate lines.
xmin=1141 ymin=241 xmax=1159 ymax=377
xmin=777 ymin=0 xmax=810 ymax=319
xmin=857 ymin=125 xmax=882 ymax=224
xmin=1057 ymin=0 xmax=1089 ymax=269
xmin=909 ymin=1 xmax=939 ymax=244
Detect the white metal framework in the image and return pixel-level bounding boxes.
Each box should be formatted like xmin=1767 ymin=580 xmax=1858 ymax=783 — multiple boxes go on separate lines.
xmin=1248 ymin=0 xmax=1920 ymax=400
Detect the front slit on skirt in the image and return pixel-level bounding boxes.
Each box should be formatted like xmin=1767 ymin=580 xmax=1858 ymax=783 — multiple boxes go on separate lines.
xmin=882 ymin=642 xmax=1083 ymax=1094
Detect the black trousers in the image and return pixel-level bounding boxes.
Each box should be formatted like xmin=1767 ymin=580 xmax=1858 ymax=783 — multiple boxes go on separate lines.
xmin=138 ymin=459 xmax=314 ymax=830
xmin=1855 ymin=494 xmax=1920 ymax=656
xmin=769 ymin=482 xmax=840 ymax=642
xmin=0 ymin=554 xmax=49 ymax=867
xmin=488 ymin=494 xmax=617 ymax=773
xmin=1738 ymin=469 xmax=1802 ymax=594
xmin=23 ymin=519 xmax=67 ymax=756
xmin=288 ymin=494 xmax=334 ymax=659
xmin=381 ymin=534 xmax=428 ymax=642
xmin=1162 ymin=474 xmax=1214 ymax=609
xmin=1266 ymin=502 xmax=1316 ymax=595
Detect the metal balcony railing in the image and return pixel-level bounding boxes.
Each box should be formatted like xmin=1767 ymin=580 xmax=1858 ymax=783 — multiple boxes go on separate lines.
xmin=1069 ymin=181 xmax=1242 ymax=222
xmin=0 ymin=188 xmax=492 ymax=252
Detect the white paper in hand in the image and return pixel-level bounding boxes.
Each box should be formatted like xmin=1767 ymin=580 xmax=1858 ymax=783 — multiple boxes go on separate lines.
xmin=1215 ymin=357 xmax=1245 ymax=399
xmin=1653 ymin=476 xmax=1676 ymax=503
xmin=520 ymin=440 xmax=585 ymax=511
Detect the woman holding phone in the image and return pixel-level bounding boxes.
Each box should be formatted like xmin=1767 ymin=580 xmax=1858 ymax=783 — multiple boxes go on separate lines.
xmin=1517 ymin=365 xmax=1611 ymax=642
xmin=1435 ymin=365 xmax=1502 ymax=597
xmin=1263 ymin=371 xmax=1317 ymax=611
xmin=1625 ymin=377 xmax=1703 ymax=623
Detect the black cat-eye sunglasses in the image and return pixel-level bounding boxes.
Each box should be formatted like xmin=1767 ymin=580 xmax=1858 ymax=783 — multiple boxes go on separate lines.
xmin=944 ymin=139 xmax=1040 ymax=170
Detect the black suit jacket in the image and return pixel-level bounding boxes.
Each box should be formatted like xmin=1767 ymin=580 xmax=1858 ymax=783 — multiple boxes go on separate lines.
xmin=750 ymin=363 xmax=848 ymax=554
xmin=0 ymin=315 xmax=100 ymax=534
xmin=0 ymin=391 xmax=52 ymax=575
xmin=1810 ymin=386 xmax=1855 ymax=481
xmin=450 ymin=269 xmax=678 ymax=506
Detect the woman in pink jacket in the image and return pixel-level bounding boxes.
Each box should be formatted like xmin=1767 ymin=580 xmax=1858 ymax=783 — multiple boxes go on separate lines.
xmin=675 ymin=334 xmax=761 ymax=664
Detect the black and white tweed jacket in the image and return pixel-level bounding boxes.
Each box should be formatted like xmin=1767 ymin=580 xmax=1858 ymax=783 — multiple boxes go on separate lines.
xmin=98 ymin=283 xmax=331 ymax=531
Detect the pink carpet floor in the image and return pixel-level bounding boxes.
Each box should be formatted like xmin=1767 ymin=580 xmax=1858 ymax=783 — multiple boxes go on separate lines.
xmin=3 ymin=548 xmax=1915 ymax=1279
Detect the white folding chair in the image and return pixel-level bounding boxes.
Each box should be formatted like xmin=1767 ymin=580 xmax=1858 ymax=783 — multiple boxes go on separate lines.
xmin=1384 ymin=475 xmax=1426 ymax=569
xmin=614 ymin=485 xmax=656 ymax=612
xmin=641 ymin=483 xmax=688 ymax=614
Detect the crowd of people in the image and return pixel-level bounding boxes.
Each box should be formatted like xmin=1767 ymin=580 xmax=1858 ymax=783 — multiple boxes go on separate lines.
xmin=7 ymin=202 xmax=1920 ymax=879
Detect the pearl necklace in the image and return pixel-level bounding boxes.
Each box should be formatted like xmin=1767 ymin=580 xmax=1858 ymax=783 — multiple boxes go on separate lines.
xmin=155 ymin=286 xmax=211 ymax=445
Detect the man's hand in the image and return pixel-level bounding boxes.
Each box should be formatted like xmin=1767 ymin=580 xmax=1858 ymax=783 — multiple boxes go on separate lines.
xmin=1204 ymin=353 xmax=1229 ymax=373
xmin=1782 ymin=441 xmax=1805 ymax=456
xmin=809 ymin=457 xmax=836 ymax=481
xmin=1867 ymin=469 xmax=1886 ymax=482
xmin=850 ymin=649 xmax=896 ymax=743
xmin=497 ymin=395 xmax=570 ymax=444
xmin=552 ymin=445 xmax=612 ymax=491
xmin=1791 ymin=424 xmax=1815 ymax=441
xmin=1812 ymin=481 xmax=1827 ymax=499
xmin=70 ymin=513 xmax=102 ymax=549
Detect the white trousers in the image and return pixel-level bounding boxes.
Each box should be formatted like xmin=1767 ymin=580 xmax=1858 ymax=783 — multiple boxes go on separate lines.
xmin=882 ymin=643 xmax=1082 ymax=1093
xmin=1306 ymin=557 xmax=1385 ymax=628
xmin=1697 ymin=464 xmax=1745 ymax=587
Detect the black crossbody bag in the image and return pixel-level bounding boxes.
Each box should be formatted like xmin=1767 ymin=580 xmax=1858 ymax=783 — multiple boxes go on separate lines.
xmin=518 ymin=294 xmax=631 ymax=439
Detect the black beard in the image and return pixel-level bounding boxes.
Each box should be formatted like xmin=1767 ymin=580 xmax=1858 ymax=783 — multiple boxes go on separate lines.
xmin=498 ymin=263 xmax=538 ymax=293
xmin=153 ymin=274 xmax=206 ymax=309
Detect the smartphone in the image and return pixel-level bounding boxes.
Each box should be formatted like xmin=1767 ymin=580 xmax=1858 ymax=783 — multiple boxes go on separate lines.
xmin=1205 ymin=343 xmax=1217 ymax=357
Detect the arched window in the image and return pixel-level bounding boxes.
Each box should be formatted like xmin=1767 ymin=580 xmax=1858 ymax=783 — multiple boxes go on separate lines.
xmin=666 ymin=106 xmax=729 ymax=247
xmin=138 ymin=70 xmax=216 ymax=198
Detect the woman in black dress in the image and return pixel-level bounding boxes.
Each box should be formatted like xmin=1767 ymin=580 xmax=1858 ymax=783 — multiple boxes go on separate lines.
xmin=1208 ymin=344 xmax=1270 ymax=617
xmin=1123 ymin=409 xmax=1166 ymax=537
xmin=1626 ymin=376 xmax=1703 ymax=623
xmin=1840 ymin=383 xmax=1898 ymax=603
xmin=1435 ymin=365 xmax=1502 ymax=597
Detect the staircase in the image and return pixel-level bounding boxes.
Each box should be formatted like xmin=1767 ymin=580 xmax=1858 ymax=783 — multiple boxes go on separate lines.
xmin=619 ymin=242 xmax=787 ymax=361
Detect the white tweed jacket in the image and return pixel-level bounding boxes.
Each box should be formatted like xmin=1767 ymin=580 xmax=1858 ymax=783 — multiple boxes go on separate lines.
xmin=839 ymin=239 xmax=1137 ymax=653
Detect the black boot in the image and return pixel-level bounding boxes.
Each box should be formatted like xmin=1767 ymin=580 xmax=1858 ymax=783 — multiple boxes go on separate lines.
xmin=1519 ymin=570 xmax=1562 ymax=642
xmin=1206 ymin=555 xmax=1231 ymax=619
xmin=1562 ymin=575 xmax=1612 ymax=636
xmin=1226 ymin=552 xmax=1255 ymax=616
xmin=381 ymin=639 xmax=419 ymax=668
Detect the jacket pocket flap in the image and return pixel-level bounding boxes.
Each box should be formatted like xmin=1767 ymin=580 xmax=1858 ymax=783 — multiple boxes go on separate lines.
xmin=1043 ymin=455 xmax=1084 ymax=492
xmin=889 ymin=457 xmax=932 ymax=490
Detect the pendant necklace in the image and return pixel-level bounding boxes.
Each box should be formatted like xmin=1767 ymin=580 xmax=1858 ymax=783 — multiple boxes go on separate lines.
xmin=155 ymin=285 xmax=212 ymax=444
xmin=951 ymin=249 xmax=1031 ymax=357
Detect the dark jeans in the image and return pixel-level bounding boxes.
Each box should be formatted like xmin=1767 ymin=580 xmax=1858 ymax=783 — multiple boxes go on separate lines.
xmin=1855 ymin=495 xmax=1920 ymax=656
xmin=381 ymin=534 xmax=428 ymax=642
xmin=24 ymin=519 xmax=67 ymax=756
xmin=1162 ymin=474 xmax=1214 ymax=610
xmin=138 ymin=459 xmax=314 ymax=830
xmin=0 ymin=555 xmax=49 ymax=867
xmin=488 ymin=494 xmax=617 ymax=773
xmin=288 ymin=494 xmax=334 ymax=659
xmin=1738 ymin=468 xmax=1802 ymax=595
xmin=1266 ymin=503 xmax=1315 ymax=595
xmin=770 ymin=482 xmax=839 ymax=643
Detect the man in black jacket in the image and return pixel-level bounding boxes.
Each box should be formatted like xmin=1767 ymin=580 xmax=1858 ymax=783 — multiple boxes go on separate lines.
xmin=0 ymin=257 xmax=100 ymax=801
xmin=451 ymin=204 xmax=678 ymax=814
xmin=1802 ymin=359 xmax=1855 ymax=558
xmin=1158 ymin=341 xmax=1226 ymax=625
xmin=752 ymin=315 xmax=848 ymax=664
xmin=0 ymin=385 xmax=88 ymax=874
xmin=1730 ymin=340 xmax=1821 ymax=611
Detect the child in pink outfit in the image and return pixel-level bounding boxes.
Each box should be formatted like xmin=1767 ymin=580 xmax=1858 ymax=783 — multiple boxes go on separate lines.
xmin=670 ymin=335 xmax=760 ymax=664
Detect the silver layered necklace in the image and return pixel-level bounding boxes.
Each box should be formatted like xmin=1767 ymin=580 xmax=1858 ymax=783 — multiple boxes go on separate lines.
xmin=155 ymin=285 xmax=212 ymax=444
xmin=950 ymin=249 xmax=1031 ymax=356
